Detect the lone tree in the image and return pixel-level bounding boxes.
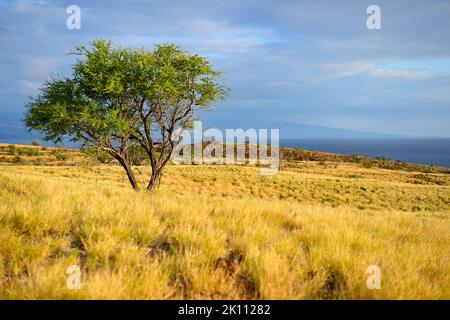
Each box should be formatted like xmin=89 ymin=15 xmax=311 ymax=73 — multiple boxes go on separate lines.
xmin=25 ymin=40 xmax=229 ymax=191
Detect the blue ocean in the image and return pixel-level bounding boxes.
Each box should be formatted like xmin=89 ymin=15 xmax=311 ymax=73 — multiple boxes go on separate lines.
xmin=280 ymin=139 xmax=450 ymax=168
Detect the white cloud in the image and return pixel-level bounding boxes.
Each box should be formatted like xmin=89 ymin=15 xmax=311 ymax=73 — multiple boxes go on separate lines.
xmin=370 ymin=67 xmax=434 ymax=80
xmin=322 ymin=61 xmax=437 ymax=81
xmin=21 ymin=56 xmax=59 ymax=79
xmin=16 ymin=79 xmax=41 ymax=95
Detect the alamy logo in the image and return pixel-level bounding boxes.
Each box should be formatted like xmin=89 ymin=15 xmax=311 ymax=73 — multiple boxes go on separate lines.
xmin=171 ymin=121 xmax=280 ymax=176
xmin=366 ymin=265 xmax=381 ymax=290
xmin=66 ymin=264 xmax=81 ymax=290
xmin=66 ymin=5 xmax=81 ymax=30
xmin=367 ymin=5 xmax=381 ymax=30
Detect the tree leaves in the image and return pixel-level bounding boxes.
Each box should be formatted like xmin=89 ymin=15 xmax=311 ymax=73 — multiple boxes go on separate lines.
xmin=24 ymin=39 xmax=230 ymax=191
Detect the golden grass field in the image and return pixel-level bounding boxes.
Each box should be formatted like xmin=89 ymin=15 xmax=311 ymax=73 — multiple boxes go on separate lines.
xmin=0 ymin=143 xmax=449 ymax=299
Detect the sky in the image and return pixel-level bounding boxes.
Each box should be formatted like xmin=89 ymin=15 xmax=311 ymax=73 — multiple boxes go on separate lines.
xmin=0 ymin=0 xmax=450 ymax=138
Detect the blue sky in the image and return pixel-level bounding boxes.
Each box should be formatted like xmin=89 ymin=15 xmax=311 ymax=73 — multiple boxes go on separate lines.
xmin=0 ymin=0 xmax=450 ymax=137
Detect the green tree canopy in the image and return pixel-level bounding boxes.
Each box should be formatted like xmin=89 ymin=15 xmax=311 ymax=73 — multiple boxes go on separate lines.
xmin=25 ymin=39 xmax=229 ymax=191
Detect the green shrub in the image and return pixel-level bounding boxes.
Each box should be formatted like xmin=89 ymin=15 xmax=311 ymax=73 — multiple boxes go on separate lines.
xmin=33 ymin=158 xmax=44 ymax=166
xmin=360 ymin=158 xmax=373 ymax=169
xmin=31 ymin=140 xmax=40 ymax=146
xmin=31 ymin=148 xmax=40 ymax=156
xmin=55 ymin=150 xmax=68 ymax=161
xmin=19 ymin=148 xmax=40 ymax=156
xmin=8 ymin=144 xmax=17 ymax=155
xmin=129 ymin=144 xmax=147 ymax=166
xmin=96 ymin=152 xmax=110 ymax=164
xmin=13 ymin=156 xmax=23 ymax=164
xmin=83 ymin=146 xmax=111 ymax=164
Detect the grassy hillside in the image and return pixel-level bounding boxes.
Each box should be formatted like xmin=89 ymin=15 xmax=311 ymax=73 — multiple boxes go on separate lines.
xmin=0 ymin=144 xmax=449 ymax=299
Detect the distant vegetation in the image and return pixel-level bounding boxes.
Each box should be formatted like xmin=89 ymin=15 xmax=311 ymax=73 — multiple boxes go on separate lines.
xmin=280 ymin=147 xmax=450 ymax=174
xmin=1 ymin=143 xmax=449 ymax=175
xmin=0 ymin=144 xmax=85 ymax=166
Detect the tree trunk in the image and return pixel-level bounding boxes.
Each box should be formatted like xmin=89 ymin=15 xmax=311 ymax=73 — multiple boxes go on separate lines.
xmin=117 ymin=157 xmax=140 ymax=191
xmin=146 ymin=169 xmax=162 ymax=192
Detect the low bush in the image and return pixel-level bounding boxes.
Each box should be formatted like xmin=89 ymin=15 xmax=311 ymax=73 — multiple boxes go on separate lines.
xmin=8 ymin=144 xmax=17 ymax=155
xmin=54 ymin=150 xmax=68 ymax=161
